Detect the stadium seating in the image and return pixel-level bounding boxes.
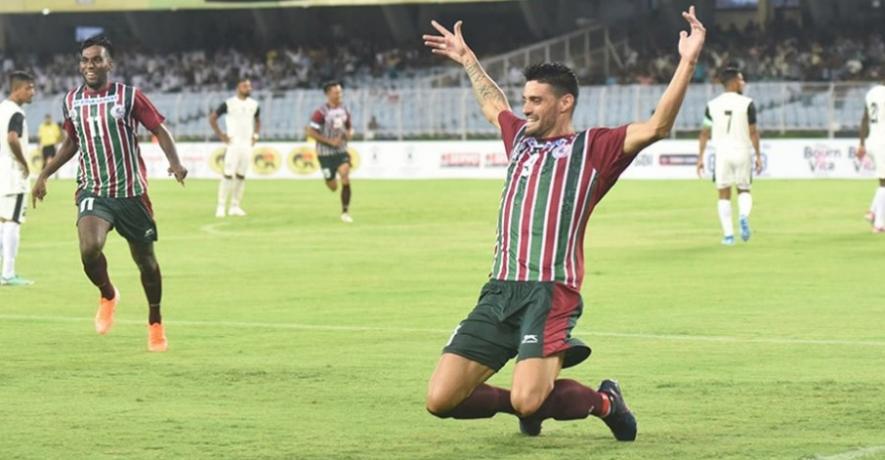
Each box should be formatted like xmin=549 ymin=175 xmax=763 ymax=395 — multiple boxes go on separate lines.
xmin=24 ymin=81 xmax=875 ymax=140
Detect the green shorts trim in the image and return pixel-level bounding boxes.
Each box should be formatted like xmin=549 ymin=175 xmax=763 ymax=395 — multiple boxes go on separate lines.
xmin=442 ymin=280 xmax=591 ymax=372
xmin=76 ymin=191 xmax=158 ymax=244
xmin=318 ymin=152 xmax=350 ymax=181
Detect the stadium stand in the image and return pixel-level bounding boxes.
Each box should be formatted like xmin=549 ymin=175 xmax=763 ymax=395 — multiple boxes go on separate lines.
xmin=2 ymin=0 xmax=884 ymax=139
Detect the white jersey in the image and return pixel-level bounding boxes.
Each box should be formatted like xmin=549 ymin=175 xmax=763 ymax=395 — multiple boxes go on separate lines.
xmin=0 ymin=99 xmax=29 ymax=195
xmin=216 ymin=96 xmax=259 ymax=147
xmin=865 ymin=85 xmax=885 ymax=144
xmin=703 ymin=92 xmax=756 ymax=157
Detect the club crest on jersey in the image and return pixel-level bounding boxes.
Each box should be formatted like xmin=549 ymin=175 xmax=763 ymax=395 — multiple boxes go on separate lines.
xmin=110 ymin=104 xmax=126 ymax=120
xmin=551 ymin=138 xmax=572 ymax=159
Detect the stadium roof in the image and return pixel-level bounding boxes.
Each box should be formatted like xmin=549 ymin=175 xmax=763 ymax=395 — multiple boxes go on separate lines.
xmin=2 ymin=0 xmax=511 ymax=14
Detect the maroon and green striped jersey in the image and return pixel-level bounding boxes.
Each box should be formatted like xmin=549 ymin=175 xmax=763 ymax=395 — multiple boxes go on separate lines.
xmin=62 ymin=82 xmax=165 ymax=198
xmin=490 ymin=111 xmax=633 ymax=289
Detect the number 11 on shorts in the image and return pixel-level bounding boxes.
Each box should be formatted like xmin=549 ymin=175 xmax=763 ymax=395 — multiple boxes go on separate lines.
xmin=79 ymin=197 xmax=95 ymax=214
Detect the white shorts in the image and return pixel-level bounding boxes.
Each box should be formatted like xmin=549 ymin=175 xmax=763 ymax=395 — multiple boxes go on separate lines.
xmin=715 ymin=153 xmax=752 ymax=190
xmin=0 ymin=193 xmax=26 ymax=223
xmin=867 ymin=143 xmax=885 ymax=178
xmin=223 ymin=145 xmax=251 ymax=177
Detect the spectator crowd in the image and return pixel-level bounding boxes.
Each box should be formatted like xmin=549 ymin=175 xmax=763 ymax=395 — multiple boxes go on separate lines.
xmin=2 ymin=17 xmax=885 ymax=96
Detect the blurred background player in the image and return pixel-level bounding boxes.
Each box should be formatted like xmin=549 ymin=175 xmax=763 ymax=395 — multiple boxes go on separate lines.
xmin=38 ymin=113 xmax=62 ymax=174
xmin=307 ymin=81 xmax=354 ymax=223
xmin=858 ymin=82 xmax=885 ymax=233
xmin=210 ymin=77 xmax=259 ymax=217
xmin=31 ymin=35 xmax=188 ymax=352
xmin=696 ymin=67 xmax=762 ymax=245
xmin=0 ymin=71 xmax=35 ymax=286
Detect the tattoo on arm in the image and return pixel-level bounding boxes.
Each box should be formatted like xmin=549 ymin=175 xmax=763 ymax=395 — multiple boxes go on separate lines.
xmin=464 ymin=60 xmax=507 ymax=114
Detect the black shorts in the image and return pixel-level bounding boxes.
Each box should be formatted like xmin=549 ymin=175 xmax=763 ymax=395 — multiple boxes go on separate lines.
xmin=442 ymin=280 xmax=591 ymax=372
xmin=42 ymin=145 xmax=56 ymax=161
xmin=318 ymin=153 xmax=351 ymax=181
xmin=76 ymin=191 xmax=158 ymax=244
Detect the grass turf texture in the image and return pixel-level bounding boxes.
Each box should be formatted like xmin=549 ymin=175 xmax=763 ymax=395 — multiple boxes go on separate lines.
xmin=1 ymin=179 xmax=883 ymax=460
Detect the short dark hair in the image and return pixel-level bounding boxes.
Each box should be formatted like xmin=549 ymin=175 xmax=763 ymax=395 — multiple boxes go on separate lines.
xmin=81 ymin=34 xmax=114 ymax=58
xmin=9 ymin=71 xmax=34 ymax=90
xmin=719 ymin=66 xmax=742 ymax=86
xmin=523 ymin=63 xmax=579 ymax=104
xmin=322 ymin=81 xmax=341 ymax=93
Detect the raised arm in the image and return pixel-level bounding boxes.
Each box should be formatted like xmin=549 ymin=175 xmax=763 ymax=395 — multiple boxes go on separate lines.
xmin=423 ymin=20 xmax=511 ymax=128
xmin=152 ymin=124 xmax=187 ymax=185
xmin=624 ymin=5 xmax=706 ymax=156
xmin=32 ymin=134 xmax=78 ymax=208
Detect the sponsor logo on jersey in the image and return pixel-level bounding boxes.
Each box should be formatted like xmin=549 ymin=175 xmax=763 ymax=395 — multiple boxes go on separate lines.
xmin=513 ymin=137 xmax=537 ymax=161
xmin=71 ymin=95 xmax=117 ymax=108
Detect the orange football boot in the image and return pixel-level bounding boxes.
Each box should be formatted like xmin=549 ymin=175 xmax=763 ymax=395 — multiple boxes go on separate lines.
xmin=94 ymin=288 xmax=119 ymax=335
xmin=148 ymin=323 xmax=168 ymax=352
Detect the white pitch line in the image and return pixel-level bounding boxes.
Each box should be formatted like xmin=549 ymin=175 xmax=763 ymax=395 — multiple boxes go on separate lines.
xmin=590 ymin=331 xmax=885 ymax=347
xmin=1 ymin=314 xmax=885 ymax=348
xmin=813 ymin=445 xmax=885 ymax=460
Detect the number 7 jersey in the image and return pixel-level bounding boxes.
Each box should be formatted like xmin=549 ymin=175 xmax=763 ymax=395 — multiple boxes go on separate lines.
xmin=62 ymin=82 xmax=166 ymax=198
xmin=703 ymin=92 xmax=756 ymax=157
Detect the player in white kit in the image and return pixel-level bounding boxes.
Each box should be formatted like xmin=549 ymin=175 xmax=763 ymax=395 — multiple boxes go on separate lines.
xmin=696 ymin=68 xmax=762 ymax=245
xmin=857 ymin=83 xmax=885 ymax=233
xmin=0 ymin=71 xmax=36 ymax=286
xmin=210 ymin=77 xmax=260 ymax=217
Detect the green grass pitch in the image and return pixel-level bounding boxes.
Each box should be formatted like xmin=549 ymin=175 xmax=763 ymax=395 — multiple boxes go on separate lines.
xmin=1 ymin=178 xmax=883 ymax=459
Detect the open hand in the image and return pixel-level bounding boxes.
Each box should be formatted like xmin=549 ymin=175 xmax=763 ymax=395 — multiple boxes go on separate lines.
xmin=423 ymin=20 xmax=473 ymax=65
xmin=678 ymin=6 xmax=706 ymax=64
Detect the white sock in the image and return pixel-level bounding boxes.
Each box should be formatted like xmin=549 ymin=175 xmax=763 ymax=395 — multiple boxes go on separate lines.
xmin=718 ymin=199 xmax=733 ymax=237
xmin=737 ymin=192 xmax=753 ymax=218
xmin=217 ymin=177 xmax=232 ymax=209
xmin=876 ymin=187 xmax=885 ymax=228
xmin=231 ymin=178 xmax=245 ymax=208
xmin=2 ymin=221 xmax=20 ymax=279
xmin=870 ymin=191 xmax=879 ymax=214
